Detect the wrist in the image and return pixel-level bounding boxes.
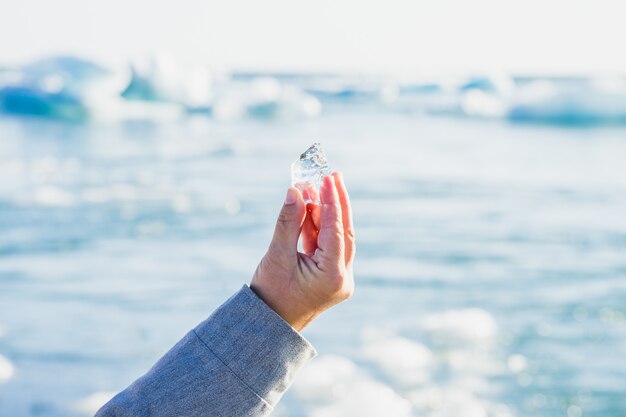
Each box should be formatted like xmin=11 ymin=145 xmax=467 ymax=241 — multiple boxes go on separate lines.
xmin=249 ymin=282 xmax=318 ymax=332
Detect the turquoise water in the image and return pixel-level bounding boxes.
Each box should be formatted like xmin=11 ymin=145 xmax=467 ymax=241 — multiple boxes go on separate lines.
xmin=1 ymin=109 xmax=626 ymax=416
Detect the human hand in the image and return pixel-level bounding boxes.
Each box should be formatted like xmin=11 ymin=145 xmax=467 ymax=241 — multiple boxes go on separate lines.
xmin=250 ymin=172 xmax=355 ymax=331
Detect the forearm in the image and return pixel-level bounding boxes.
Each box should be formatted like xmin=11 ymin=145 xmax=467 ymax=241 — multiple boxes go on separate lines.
xmin=96 ymin=285 xmax=316 ymax=417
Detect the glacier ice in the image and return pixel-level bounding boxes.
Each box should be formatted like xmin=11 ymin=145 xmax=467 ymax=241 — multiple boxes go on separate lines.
xmin=291 ymin=143 xmax=331 ymax=204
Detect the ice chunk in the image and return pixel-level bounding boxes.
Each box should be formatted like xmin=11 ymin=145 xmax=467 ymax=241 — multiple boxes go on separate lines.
xmin=291 ymin=143 xmax=331 ymax=204
xmin=0 ymin=354 xmax=14 ymax=383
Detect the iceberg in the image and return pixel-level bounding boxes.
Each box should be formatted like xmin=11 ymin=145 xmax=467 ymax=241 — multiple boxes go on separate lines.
xmin=507 ymin=80 xmax=626 ymax=126
xmin=212 ymin=77 xmax=321 ymax=121
xmin=0 ymin=56 xmax=129 ymax=121
xmin=122 ymin=55 xmax=214 ymax=113
xmin=0 ymin=56 xmax=191 ymax=123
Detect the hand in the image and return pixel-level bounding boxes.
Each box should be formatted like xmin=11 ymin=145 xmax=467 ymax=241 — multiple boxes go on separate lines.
xmin=250 ymin=172 xmax=355 ymax=331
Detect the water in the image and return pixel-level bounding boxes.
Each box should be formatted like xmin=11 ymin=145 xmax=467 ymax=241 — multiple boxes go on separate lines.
xmin=1 ymin=107 xmax=626 ymax=416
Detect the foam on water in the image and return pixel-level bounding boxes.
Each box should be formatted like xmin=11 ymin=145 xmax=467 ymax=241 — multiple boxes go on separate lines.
xmin=294 ymin=308 xmax=507 ymax=416
xmin=71 ymin=392 xmax=116 ymax=416
xmin=293 ymin=355 xmax=413 ymax=417
xmin=0 ymin=355 xmax=14 ymax=383
xmin=362 ymin=335 xmax=433 ymax=386
xmin=0 ymin=325 xmax=13 ymax=385
xmin=292 ymin=308 xmax=513 ymax=417
xmin=422 ymin=309 xmax=497 ymax=346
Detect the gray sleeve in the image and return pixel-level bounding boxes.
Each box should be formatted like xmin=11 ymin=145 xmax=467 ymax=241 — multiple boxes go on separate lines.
xmin=95 ymin=284 xmax=317 ymax=417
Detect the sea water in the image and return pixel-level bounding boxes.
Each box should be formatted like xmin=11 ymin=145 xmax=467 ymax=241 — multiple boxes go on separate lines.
xmin=0 ymin=103 xmax=626 ymax=416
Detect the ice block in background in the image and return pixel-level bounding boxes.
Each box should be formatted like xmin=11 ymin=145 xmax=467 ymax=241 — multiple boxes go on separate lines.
xmin=291 ymin=143 xmax=331 ymax=204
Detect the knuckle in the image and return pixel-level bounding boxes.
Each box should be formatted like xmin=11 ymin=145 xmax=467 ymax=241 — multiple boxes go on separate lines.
xmin=329 ymin=270 xmax=352 ymax=295
xmin=341 ymin=284 xmax=354 ymax=300
xmin=332 ymin=227 xmax=344 ymax=241
xmin=324 ymin=202 xmax=341 ymax=214
xmin=330 ymin=276 xmax=345 ymax=294
xmin=335 ymin=277 xmax=354 ymax=300
xmin=276 ymin=210 xmax=292 ymax=228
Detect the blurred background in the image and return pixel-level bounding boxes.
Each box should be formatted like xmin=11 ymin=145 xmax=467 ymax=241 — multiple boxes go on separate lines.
xmin=1 ymin=1 xmax=626 ymax=416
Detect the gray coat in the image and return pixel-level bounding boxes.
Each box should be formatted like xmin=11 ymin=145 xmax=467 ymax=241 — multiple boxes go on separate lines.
xmin=96 ymin=285 xmax=317 ymax=416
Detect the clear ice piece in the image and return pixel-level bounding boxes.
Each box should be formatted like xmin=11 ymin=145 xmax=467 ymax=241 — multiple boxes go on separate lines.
xmin=291 ymin=143 xmax=331 ymax=204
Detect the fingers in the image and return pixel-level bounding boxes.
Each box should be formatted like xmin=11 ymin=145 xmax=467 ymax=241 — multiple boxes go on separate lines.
xmin=316 ymin=175 xmax=344 ymax=264
xmin=267 ymin=187 xmax=306 ymax=261
xmin=301 ymin=205 xmax=319 ymax=255
xmin=308 ymin=202 xmax=321 ymax=231
xmin=333 ymin=172 xmax=355 ymax=265
xmin=302 ymin=187 xmax=320 ymax=206
xmin=303 ymin=202 xmax=321 ymax=254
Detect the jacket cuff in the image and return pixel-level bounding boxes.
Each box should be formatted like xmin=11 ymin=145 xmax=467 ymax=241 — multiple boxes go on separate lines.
xmin=194 ymin=284 xmax=317 ymax=407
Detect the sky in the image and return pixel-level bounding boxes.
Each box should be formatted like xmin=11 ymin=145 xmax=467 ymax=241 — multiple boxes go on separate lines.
xmin=1 ymin=0 xmax=625 ymax=75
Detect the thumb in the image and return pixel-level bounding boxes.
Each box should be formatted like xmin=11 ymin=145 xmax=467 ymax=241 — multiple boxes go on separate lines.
xmin=267 ymin=187 xmax=306 ymax=259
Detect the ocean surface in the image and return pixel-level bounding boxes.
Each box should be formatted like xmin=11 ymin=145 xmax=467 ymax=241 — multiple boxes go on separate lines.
xmin=1 ymin=61 xmax=626 ymax=417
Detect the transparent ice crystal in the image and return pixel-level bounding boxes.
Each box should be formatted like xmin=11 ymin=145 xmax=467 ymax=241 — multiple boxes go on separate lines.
xmin=291 ymin=143 xmax=331 ymax=204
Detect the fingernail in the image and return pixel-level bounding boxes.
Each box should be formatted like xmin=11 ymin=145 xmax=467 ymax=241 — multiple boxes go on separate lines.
xmin=284 ymin=188 xmax=297 ymax=205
